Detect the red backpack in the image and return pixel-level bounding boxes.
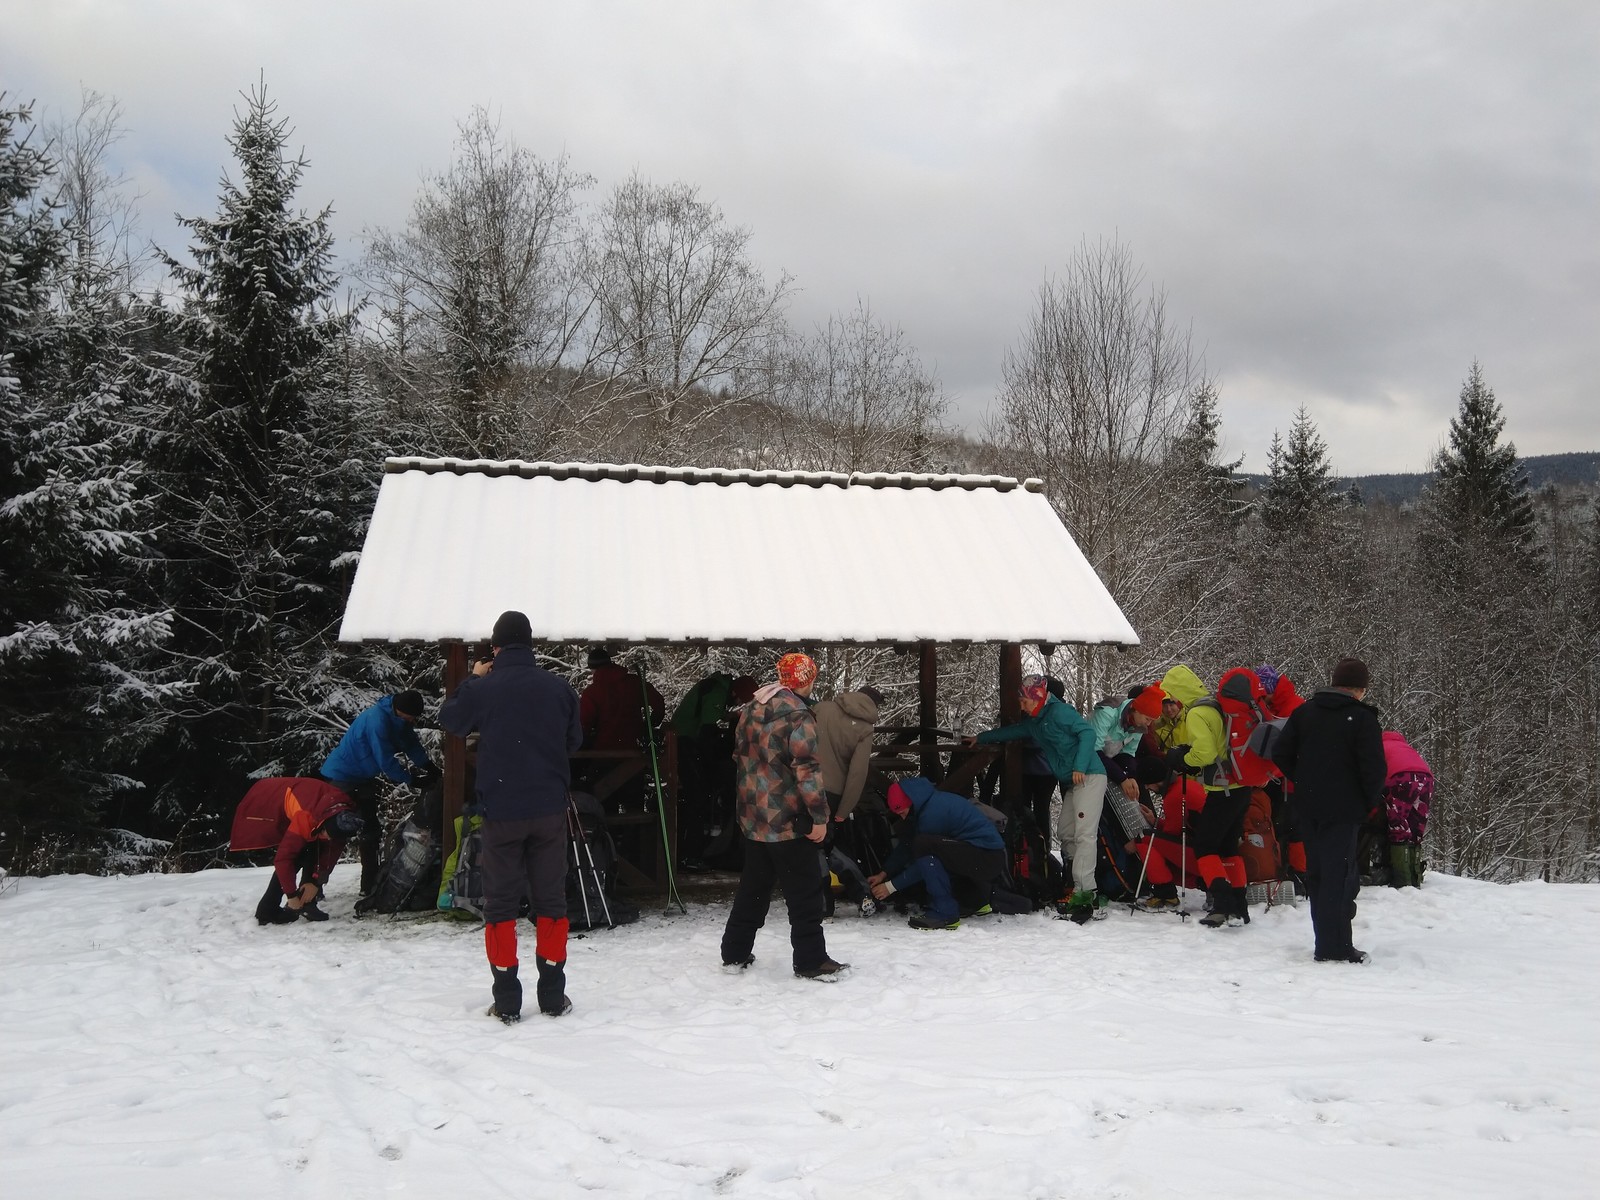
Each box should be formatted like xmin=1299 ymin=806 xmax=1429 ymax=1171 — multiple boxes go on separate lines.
xmin=1238 ymin=787 xmax=1281 ymax=882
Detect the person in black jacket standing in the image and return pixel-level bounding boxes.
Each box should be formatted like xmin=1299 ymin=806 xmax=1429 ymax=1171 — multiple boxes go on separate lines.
xmin=439 ymin=611 xmax=584 ymax=1022
xmin=1271 ymin=657 xmax=1387 ymax=964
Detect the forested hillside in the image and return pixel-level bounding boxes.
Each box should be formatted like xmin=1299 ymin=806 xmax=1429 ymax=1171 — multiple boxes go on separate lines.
xmin=2 ymin=90 xmax=1596 ymax=882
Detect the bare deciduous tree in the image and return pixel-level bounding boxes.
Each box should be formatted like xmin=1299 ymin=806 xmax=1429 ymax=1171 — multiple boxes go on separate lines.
xmin=363 ymin=108 xmax=596 ymax=458
xmin=580 ymin=172 xmax=792 ymax=461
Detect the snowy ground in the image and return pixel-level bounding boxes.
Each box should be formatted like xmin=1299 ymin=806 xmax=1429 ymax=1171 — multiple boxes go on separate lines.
xmin=1 ymin=870 xmax=1596 ymax=1200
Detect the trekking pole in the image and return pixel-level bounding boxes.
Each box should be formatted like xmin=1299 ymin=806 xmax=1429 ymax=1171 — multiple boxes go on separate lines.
xmin=639 ymin=671 xmax=686 ymax=915
xmin=566 ymin=799 xmax=596 ymax=930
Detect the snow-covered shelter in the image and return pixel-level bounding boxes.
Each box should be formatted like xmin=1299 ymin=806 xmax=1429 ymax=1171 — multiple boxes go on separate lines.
xmin=340 ymin=458 xmax=1138 ymax=885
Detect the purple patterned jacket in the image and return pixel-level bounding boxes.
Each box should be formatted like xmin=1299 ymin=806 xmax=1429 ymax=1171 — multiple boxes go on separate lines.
xmin=734 ymin=684 xmax=829 ymax=842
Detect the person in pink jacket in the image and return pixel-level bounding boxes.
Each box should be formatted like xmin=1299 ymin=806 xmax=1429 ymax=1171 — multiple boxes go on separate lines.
xmin=1381 ymin=731 xmax=1433 ymax=887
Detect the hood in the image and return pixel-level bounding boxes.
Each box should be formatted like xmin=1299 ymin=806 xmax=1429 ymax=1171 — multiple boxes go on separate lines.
xmin=898 ymin=776 xmax=938 ymax=811
xmin=1268 ymin=676 xmax=1304 ymax=717
xmin=750 ymin=684 xmax=809 ymax=723
xmin=836 ymin=691 xmax=880 ymax=723
xmin=1160 ymin=664 xmax=1208 ymax=708
xmin=1216 ymin=667 xmax=1266 ymax=716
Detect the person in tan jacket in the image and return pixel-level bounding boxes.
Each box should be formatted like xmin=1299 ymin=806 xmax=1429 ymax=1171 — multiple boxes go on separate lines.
xmin=814 ymin=687 xmax=883 ymax=819
xmin=812 ymin=686 xmax=883 ymax=917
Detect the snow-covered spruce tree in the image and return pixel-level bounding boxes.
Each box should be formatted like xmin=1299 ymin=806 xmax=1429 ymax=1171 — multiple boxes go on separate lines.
xmin=1411 ymin=364 xmax=1562 ymax=877
xmin=142 ymin=85 xmax=383 ymax=839
xmin=1242 ymin=406 xmax=1373 ymax=690
xmin=0 ymin=99 xmax=175 ymax=868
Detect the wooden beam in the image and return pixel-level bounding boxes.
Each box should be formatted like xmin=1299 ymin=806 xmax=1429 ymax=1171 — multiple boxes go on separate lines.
xmin=999 ymin=643 xmax=1023 ymax=812
xmin=441 ymin=642 xmax=469 ymax=866
xmin=919 ymin=641 xmax=940 ymax=779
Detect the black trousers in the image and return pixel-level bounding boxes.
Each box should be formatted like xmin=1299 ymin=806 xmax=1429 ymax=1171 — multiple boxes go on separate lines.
xmin=1300 ymin=814 xmax=1360 ymax=958
xmin=255 ymin=843 xmax=319 ymax=923
xmin=1190 ymin=787 xmax=1252 ymax=858
xmin=318 ymin=774 xmax=383 ymax=894
xmin=480 ymin=813 xmax=569 ymax=926
xmin=721 ymin=837 xmax=828 ymax=971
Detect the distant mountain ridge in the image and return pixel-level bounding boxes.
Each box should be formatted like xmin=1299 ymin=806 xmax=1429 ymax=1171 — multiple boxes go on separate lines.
xmin=1239 ymin=451 xmax=1600 ymax=505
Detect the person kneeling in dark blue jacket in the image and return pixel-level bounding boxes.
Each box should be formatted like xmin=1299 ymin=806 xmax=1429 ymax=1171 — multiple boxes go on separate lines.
xmin=867 ymin=777 xmax=1006 ymax=930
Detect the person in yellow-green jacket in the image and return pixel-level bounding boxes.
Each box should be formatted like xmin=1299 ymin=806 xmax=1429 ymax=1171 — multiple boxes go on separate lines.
xmin=1156 ymin=664 xmax=1254 ymax=929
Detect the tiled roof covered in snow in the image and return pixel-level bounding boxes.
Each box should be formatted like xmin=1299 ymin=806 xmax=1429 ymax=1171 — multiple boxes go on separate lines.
xmin=337 ymin=458 xmax=1139 ymax=647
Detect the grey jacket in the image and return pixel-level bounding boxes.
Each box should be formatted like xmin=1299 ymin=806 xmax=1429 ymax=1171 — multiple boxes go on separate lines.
xmin=812 ymin=691 xmax=880 ymax=818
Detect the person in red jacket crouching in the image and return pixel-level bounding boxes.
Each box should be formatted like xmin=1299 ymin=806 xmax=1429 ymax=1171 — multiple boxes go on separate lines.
xmin=229 ymin=777 xmax=364 ymax=925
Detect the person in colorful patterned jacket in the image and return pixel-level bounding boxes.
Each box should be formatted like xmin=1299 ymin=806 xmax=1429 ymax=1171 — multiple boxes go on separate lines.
xmin=229 ymin=776 xmax=364 ymax=925
xmin=1381 ymin=730 xmax=1433 ymax=887
xmin=719 ymin=653 xmax=848 ymax=981
xmin=971 ymin=674 xmax=1107 ymax=922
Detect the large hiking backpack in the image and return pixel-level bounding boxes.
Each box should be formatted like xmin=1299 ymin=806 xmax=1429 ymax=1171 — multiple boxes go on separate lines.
xmin=357 ymin=815 xmax=441 ymax=915
xmin=1238 ymin=787 xmax=1281 ymax=882
xmin=1001 ymin=805 xmax=1060 ymax=910
xmin=443 ymin=812 xmax=487 ymax=917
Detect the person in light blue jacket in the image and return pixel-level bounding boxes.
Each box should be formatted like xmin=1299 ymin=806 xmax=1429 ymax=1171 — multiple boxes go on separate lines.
xmin=867 ymin=777 xmax=1005 ymax=930
xmin=969 ymin=675 xmax=1107 ymax=921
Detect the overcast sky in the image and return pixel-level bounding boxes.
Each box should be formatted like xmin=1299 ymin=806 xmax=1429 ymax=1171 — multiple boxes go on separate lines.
xmin=6 ymin=0 xmax=1596 ymax=474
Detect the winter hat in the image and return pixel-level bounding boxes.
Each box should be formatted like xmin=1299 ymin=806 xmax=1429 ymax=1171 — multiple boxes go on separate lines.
xmin=1046 ymin=676 xmax=1066 ymax=700
xmin=886 ymin=780 xmax=912 ymax=817
xmin=859 ymin=685 xmax=885 ymax=708
xmin=393 ymin=690 xmax=425 ymax=720
xmin=1020 ymin=675 xmax=1051 ymax=710
xmin=587 ymin=646 xmax=613 ymax=669
xmin=491 ymin=610 xmax=533 ymax=648
xmin=325 ymin=810 xmax=364 ymax=840
xmin=776 ymin=653 xmax=818 ymax=691
xmin=730 ymin=675 xmax=758 ymax=704
xmin=1129 ymin=683 xmax=1167 ymax=721
xmin=1331 ymin=657 xmax=1370 ymax=690
xmin=1255 ymin=664 xmax=1281 ymax=694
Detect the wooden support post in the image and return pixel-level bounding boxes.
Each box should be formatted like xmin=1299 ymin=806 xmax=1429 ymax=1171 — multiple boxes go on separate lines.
xmin=999 ymin=642 xmax=1023 ymax=813
xmin=919 ymin=641 xmax=939 ymax=779
xmin=442 ymin=642 xmax=469 ymax=866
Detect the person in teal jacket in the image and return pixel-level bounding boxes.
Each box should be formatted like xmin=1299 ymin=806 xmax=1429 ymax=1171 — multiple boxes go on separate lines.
xmin=970 ymin=674 xmax=1107 ymax=921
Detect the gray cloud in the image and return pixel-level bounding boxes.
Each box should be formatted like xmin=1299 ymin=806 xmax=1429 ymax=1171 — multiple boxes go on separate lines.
xmin=4 ymin=0 xmax=1594 ymax=474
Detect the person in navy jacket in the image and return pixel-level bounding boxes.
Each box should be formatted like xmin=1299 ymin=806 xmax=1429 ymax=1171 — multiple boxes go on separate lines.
xmin=318 ymin=690 xmax=433 ymax=895
xmin=438 ymin=611 xmax=584 ymax=1022
xmin=867 ymin=776 xmax=1006 ymax=930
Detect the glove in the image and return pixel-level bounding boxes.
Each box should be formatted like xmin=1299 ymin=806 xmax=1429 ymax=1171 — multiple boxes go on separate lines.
xmin=409 ymin=761 xmax=440 ymax=786
xmin=1164 ymin=744 xmax=1193 ymax=772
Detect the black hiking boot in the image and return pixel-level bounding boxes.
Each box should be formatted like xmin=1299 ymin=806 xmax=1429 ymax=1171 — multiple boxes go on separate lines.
xmin=1315 ymin=947 xmax=1370 ymax=964
xmin=299 ymin=902 xmax=330 ymax=922
xmin=535 ymin=957 xmax=570 ymax=1017
xmin=1225 ymin=886 xmax=1251 ymax=927
xmin=1200 ymin=880 xmax=1232 ymax=928
xmin=490 ymin=964 xmax=522 ymax=1023
xmin=794 ymin=958 xmax=850 ymax=982
xmin=909 ymin=913 xmax=960 ymax=930
xmin=721 ymin=955 xmax=755 ymax=975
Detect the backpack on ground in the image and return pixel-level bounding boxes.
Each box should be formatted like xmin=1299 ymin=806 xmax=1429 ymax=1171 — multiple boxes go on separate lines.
xmin=441 ymin=811 xmax=487 ymax=917
xmin=1238 ymin=787 xmax=1281 ymax=883
xmin=356 ymin=814 xmax=441 ymax=915
xmin=1000 ymin=804 xmax=1060 ymax=910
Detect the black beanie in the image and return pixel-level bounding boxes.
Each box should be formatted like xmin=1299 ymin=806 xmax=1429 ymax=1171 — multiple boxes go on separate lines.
xmin=393 ymin=690 xmax=425 ymax=719
xmin=1331 ymin=657 xmax=1370 ymax=690
xmin=491 ymin=610 xmax=532 ymax=648
xmin=587 ymin=646 xmax=612 ymax=668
